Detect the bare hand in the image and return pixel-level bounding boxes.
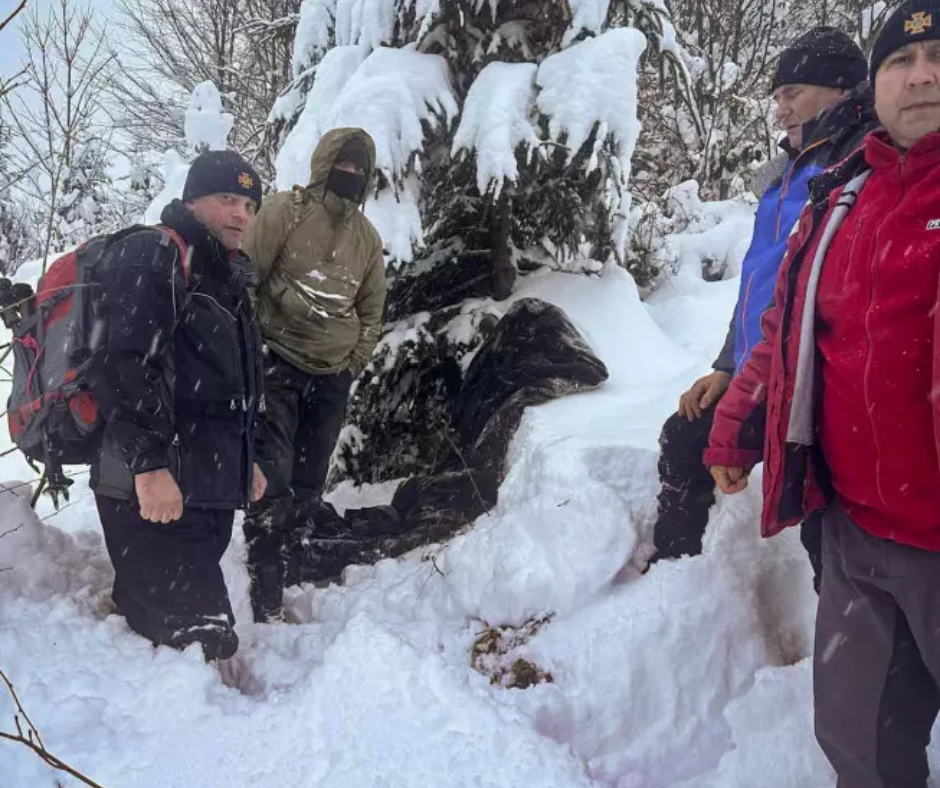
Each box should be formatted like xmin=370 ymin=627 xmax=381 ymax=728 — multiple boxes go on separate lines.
xmin=678 ymin=371 xmax=731 ymax=421
xmin=135 ymin=468 xmax=184 ymax=523
xmin=251 ymin=463 xmax=267 ymax=503
xmin=710 ymin=465 xmax=750 ymax=495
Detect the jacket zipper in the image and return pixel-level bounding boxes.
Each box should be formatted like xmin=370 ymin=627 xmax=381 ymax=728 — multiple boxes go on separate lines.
xmin=737 ymin=273 xmax=755 ymax=374
xmin=774 ymin=138 xmax=829 ymax=241
xmin=171 ymin=433 xmax=181 ymax=481
xmin=862 ymin=156 xmax=906 ymax=515
xmin=237 ymin=306 xmax=258 ymax=508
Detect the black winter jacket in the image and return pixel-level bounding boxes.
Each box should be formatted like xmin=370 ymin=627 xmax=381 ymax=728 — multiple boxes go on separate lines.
xmin=91 ymin=200 xmax=264 ymax=509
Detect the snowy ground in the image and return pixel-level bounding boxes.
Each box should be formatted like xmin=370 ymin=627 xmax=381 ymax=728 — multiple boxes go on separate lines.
xmin=2 ymin=242 xmax=938 ymax=787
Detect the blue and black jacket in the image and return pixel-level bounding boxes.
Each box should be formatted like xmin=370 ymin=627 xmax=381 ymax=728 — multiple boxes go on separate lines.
xmin=712 ymin=84 xmax=880 ymax=376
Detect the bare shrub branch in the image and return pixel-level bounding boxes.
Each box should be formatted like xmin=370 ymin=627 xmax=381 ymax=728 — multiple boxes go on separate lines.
xmin=0 ymin=670 xmax=108 ymax=788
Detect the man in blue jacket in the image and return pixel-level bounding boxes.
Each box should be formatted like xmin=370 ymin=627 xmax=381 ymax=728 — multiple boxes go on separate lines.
xmin=648 ymin=27 xmax=877 ymax=584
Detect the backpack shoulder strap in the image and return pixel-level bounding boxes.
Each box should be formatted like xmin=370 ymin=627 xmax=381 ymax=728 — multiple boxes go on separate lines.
xmin=99 ymin=224 xmax=191 ymax=285
xmin=154 ymin=225 xmax=191 ymax=285
xmin=282 ymin=187 xmax=316 ymax=251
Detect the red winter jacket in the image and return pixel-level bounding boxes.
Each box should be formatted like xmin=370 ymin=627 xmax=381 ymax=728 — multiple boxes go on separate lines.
xmin=705 ymin=131 xmax=940 ymax=548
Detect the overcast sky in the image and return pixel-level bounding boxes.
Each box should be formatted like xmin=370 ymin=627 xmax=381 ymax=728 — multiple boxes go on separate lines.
xmin=1 ymin=0 xmax=117 ymax=81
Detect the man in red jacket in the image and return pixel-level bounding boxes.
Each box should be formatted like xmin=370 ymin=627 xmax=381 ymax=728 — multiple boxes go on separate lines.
xmin=706 ymin=2 xmax=940 ymax=784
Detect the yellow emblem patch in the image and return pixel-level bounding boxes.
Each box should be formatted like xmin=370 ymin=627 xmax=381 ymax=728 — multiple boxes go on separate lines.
xmin=238 ymin=171 xmax=254 ymax=189
xmin=905 ymin=11 xmax=933 ymax=35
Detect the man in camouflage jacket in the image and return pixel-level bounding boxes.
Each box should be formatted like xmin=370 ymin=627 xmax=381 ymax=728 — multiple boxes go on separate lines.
xmin=243 ymin=127 xmax=387 ymax=622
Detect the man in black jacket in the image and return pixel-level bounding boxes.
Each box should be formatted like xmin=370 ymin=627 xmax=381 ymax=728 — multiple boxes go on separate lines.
xmin=647 ymin=28 xmax=879 ymax=582
xmin=91 ymin=151 xmax=267 ymax=661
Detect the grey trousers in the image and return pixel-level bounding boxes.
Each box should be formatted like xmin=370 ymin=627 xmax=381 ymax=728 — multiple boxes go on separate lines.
xmin=815 ymin=503 xmax=940 ymax=788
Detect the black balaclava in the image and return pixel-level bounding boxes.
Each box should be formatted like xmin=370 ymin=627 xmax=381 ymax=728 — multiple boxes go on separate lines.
xmin=326 ymin=137 xmax=369 ymax=202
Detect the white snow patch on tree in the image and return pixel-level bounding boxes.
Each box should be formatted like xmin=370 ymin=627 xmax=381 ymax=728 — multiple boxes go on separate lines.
xmin=563 ymin=0 xmax=613 ymax=45
xmin=334 ymin=0 xmax=398 ymax=48
xmin=451 ymin=61 xmax=539 ymax=197
xmin=292 ymin=0 xmax=338 ymax=76
xmin=143 ymin=150 xmax=192 ymax=225
xmin=276 ymin=45 xmax=458 ymax=191
xmin=364 ymin=174 xmax=422 ymax=263
xmin=185 ymin=81 xmax=234 ymax=152
xmin=276 ymin=45 xmax=370 ymax=188
xmin=537 ymin=27 xmax=647 ymax=256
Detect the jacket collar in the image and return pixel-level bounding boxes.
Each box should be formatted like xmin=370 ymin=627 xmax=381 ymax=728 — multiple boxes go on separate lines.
xmin=779 ymin=83 xmax=879 ymax=165
xmin=864 ymin=129 xmax=940 ymax=173
xmin=806 ymin=128 xmax=940 ymax=206
xmin=159 ymin=199 xmax=255 ymax=288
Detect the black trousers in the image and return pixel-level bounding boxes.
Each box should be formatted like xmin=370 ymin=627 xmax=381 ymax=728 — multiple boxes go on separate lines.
xmin=95 ymin=495 xmax=237 ymax=661
xmin=652 ymin=410 xmax=823 ymax=590
xmin=243 ymin=352 xmax=352 ymax=619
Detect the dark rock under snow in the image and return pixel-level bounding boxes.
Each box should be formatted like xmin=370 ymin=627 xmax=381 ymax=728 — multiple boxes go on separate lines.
xmin=284 ymin=297 xmax=609 ymax=586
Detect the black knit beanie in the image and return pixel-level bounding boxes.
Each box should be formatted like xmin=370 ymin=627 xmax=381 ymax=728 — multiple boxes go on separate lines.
xmin=771 ymin=26 xmax=868 ymax=92
xmin=183 ymin=150 xmax=262 ymax=207
xmin=870 ymin=0 xmax=940 ymax=80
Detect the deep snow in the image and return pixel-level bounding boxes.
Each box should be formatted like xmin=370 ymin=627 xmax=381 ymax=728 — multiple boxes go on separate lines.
xmin=3 ymin=207 xmax=938 ymax=787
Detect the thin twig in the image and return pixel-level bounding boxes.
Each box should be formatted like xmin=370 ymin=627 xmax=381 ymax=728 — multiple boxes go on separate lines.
xmin=0 ymin=0 xmax=28 ymax=34
xmin=1 ymin=670 xmax=45 ymax=750
xmin=0 ymin=480 xmax=35 ymax=495
xmin=0 ymin=670 xmax=107 ymax=788
xmin=0 ymin=523 xmax=20 ymax=572
xmin=438 ymin=428 xmax=492 ymax=517
xmin=41 ymin=501 xmax=76 ymax=521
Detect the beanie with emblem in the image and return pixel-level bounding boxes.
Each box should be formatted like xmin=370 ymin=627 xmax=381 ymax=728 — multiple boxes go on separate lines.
xmin=182 ymin=150 xmax=262 ymax=207
xmin=771 ymin=26 xmax=868 ymax=92
xmin=870 ymin=0 xmax=940 ymax=80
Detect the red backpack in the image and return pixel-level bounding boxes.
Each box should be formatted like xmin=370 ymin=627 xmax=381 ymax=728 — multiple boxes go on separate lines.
xmin=5 ymin=225 xmax=189 ymax=506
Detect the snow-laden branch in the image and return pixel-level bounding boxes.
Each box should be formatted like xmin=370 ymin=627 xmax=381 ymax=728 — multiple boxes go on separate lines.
xmin=537 ymin=27 xmax=647 ymax=256
xmin=276 ymin=45 xmax=457 ymax=190
xmin=451 ymin=61 xmax=539 ymax=199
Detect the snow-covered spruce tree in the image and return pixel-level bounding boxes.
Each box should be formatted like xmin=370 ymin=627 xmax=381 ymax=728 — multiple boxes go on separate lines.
xmin=0 ymin=126 xmax=32 ymax=275
xmin=52 ymin=140 xmax=117 ymax=249
xmin=269 ymin=0 xmax=688 ymax=486
xmin=0 ymin=201 xmax=31 ymax=277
